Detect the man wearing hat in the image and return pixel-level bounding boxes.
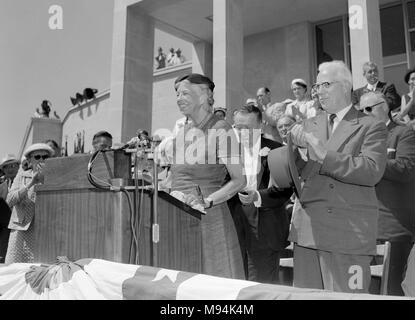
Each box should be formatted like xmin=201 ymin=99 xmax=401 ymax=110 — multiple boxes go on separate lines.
xmin=0 ymin=154 xmax=20 ymax=263
xmin=5 ymin=143 xmax=53 ymax=264
xmin=361 ymin=91 xmax=415 ymax=295
xmin=266 ymin=61 xmax=388 ymax=293
xmin=352 ymin=61 xmax=401 ymax=110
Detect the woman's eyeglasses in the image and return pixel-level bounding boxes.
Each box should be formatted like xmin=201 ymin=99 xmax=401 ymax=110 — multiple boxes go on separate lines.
xmin=32 ymin=155 xmax=49 ymax=160
xmin=363 ymin=101 xmax=384 ymax=113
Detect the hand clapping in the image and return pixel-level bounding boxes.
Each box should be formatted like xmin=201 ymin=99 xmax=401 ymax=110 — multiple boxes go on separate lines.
xmin=290 ymin=124 xmax=307 ymax=147
xmin=289 ymin=123 xmax=327 ymax=163
xmin=31 ymin=162 xmax=45 ymax=186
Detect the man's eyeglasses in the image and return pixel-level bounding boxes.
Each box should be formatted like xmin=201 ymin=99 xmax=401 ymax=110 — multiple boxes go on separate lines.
xmin=311 ymin=81 xmax=340 ymax=91
xmin=363 ymin=101 xmax=384 ymax=113
xmin=32 ymin=155 xmax=49 ymax=160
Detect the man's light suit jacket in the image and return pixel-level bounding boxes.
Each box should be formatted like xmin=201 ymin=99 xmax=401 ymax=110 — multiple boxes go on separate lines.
xmin=289 ymin=107 xmax=388 ymax=256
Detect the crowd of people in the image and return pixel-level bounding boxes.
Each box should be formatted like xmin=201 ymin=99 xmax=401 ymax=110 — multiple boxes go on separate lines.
xmin=155 ymin=47 xmax=187 ymax=70
xmin=1 ymin=61 xmax=415 ymax=298
xmin=155 ymin=63 xmax=415 ymax=296
xmin=0 ymin=140 xmax=59 ymax=264
xmin=0 ymin=132 xmax=115 ymax=265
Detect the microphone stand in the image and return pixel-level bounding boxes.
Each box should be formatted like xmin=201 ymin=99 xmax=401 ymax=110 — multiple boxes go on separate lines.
xmin=127 ymin=136 xmax=161 ymax=267
xmin=148 ymin=136 xmax=161 ymax=268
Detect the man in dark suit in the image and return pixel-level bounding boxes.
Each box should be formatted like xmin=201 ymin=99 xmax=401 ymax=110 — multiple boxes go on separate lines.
xmin=352 ymin=61 xmax=401 ymax=110
xmin=228 ymin=105 xmax=292 ymax=284
xmin=266 ymin=61 xmax=387 ymax=293
xmin=360 ymin=91 xmax=415 ymax=296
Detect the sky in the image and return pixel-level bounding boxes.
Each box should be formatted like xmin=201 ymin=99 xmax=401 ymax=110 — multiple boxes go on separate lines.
xmin=0 ymin=0 xmax=191 ymax=158
xmin=0 ymin=0 xmax=115 ymax=157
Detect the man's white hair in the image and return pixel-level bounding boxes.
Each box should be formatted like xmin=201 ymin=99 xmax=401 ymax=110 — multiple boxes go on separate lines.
xmin=362 ymin=61 xmax=378 ymax=73
xmin=318 ymin=60 xmax=353 ymax=93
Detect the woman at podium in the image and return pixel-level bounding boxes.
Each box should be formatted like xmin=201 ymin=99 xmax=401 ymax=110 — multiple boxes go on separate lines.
xmin=170 ymin=74 xmax=246 ymax=279
xmin=5 ymin=143 xmax=54 ymax=264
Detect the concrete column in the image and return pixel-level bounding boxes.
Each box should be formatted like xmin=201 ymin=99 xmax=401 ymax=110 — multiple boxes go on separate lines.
xmin=285 ymin=22 xmax=315 ymax=92
xmin=192 ymin=41 xmax=213 ymax=79
xmin=213 ymin=0 xmax=244 ymax=113
xmin=110 ymin=0 xmax=154 ymax=143
xmin=348 ymin=0 xmax=383 ymax=89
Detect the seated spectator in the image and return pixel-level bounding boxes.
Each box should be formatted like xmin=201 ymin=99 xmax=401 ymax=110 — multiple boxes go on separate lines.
xmin=361 ymin=91 xmax=415 ymax=295
xmin=285 ymin=79 xmax=317 ymax=121
xmin=394 ymin=68 xmax=415 ymax=125
xmin=5 ymin=143 xmax=54 ymax=264
xmin=352 ymin=61 xmax=401 ymax=110
xmin=276 ymin=115 xmax=296 ymax=145
xmin=214 ymin=107 xmax=227 ymax=120
xmin=44 ymin=139 xmax=60 ymax=157
xmin=92 ymin=131 xmax=113 ymax=152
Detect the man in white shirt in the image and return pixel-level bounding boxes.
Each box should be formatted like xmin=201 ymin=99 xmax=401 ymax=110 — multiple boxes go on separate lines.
xmin=352 ymin=61 xmax=401 ymax=110
xmin=227 ymin=105 xmax=292 ymax=284
xmin=256 ymin=87 xmax=283 ymax=143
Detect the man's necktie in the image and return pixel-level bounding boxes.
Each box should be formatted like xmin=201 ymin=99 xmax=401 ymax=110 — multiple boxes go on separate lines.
xmin=328 ymin=113 xmax=337 ymax=138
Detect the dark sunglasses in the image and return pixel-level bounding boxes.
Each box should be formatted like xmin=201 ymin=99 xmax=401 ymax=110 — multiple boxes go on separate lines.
xmin=32 ymin=155 xmax=49 ymax=160
xmin=364 ymin=101 xmax=384 ymax=113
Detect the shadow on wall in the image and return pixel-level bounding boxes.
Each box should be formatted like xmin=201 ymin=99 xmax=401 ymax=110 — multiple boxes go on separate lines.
xmin=79 ymin=107 xmax=84 ymax=120
xmin=76 ymin=100 xmax=103 ymax=120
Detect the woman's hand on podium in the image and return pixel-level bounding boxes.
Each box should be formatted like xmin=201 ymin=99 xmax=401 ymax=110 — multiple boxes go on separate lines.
xmin=183 ymin=193 xmax=202 ymax=207
xmin=183 ymin=193 xmax=206 ymax=214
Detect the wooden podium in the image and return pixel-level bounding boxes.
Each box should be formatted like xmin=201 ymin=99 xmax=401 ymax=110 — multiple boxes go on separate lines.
xmin=34 ymin=151 xmax=202 ymax=273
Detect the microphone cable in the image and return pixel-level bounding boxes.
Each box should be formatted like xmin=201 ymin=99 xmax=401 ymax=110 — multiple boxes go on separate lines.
xmin=87 ymin=149 xmax=137 ymax=264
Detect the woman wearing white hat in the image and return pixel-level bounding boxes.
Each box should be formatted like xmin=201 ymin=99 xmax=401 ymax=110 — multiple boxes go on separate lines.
xmin=5 ymin=143 xmax=53 ymax=264
xmin=285 ymin=78 xmax=319 ymax=121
